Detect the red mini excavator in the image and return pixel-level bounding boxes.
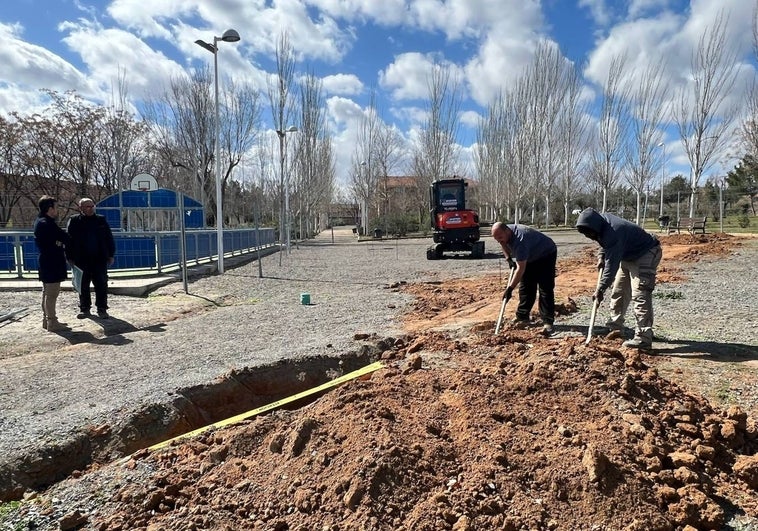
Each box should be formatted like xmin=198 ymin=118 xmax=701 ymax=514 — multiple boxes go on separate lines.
xmin=426 ymin=177 xmax=484 ymax=260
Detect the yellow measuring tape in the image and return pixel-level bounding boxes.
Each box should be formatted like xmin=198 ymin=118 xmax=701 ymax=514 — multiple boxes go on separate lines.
xmin=145 ymin=360 xmax=385 ymax=453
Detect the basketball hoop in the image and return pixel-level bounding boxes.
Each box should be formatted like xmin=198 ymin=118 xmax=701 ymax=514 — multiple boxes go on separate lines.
xmin=130 ymin=173 xmax=158 ymax=192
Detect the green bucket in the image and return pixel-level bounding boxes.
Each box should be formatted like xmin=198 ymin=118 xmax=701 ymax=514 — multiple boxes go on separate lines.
xmin=300 ymin=292 xmax=311 ymax=305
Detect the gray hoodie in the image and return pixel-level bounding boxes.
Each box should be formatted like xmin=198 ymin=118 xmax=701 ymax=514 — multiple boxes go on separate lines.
xmin=575 ymin=208 xmax=659 ymax=291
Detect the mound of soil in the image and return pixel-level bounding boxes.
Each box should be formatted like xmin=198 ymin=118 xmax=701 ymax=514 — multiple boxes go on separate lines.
xmin=53 ymin=333 xmax=758 ymax=531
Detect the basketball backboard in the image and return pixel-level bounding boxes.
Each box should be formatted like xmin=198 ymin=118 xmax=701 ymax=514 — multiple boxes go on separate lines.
xmin=130 ymin=173 xmax=159 ymax=192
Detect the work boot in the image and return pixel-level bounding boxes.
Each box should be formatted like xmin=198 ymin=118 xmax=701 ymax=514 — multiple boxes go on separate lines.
xmin=622 ymin=338 xmax=652 ymax=352
xmin=77 ymin=309 xmax=91 ymax=319
xmin=42 ymin=317 xmax=47 ymax=330
xmin=97 ymin=310 xmax=110 ymax=319
xmin=541 ymin=323 xmax=554 ymax=336
xmin=46 ymin=319 xmax=68 ymax=332
xmin=510 ymin=317 xmax=530 ymax=329
xmin=604 ymin=319 xmax=625 ymax=331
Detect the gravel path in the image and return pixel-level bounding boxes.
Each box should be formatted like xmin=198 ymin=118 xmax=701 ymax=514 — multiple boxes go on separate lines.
xmin=1 ymin=227 xmax=756 ymax=498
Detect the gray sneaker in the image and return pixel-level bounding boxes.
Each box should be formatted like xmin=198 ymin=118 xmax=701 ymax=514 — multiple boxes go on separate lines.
xmin=622 ymin=338 xmax=652 ymax=352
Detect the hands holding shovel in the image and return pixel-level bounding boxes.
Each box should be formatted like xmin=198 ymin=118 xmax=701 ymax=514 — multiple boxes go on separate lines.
xmin=494 ymin=262 xmax=516 ymax=335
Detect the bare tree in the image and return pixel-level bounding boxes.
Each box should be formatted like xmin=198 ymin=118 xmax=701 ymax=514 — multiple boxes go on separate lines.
xmin=350 ymin=91 xmax=382 ymax=234
xmin=590 ymin=54 xmax=631 ymax=212
xmin=293 ymin=70 xmax=335 ymax=239
xmin=267 ymin=32 xmax=298 ymax=251
xmin=371 ymin=122 xmax=405 ymax=233
xmin=409 ymin=62 xmax=464 ymax=225
xmin=740 ymin=1 xmax=758 ymax=161
xmin=141 ymin=69 xmax=215 ymax=221
xmin=625 ymin=59 xmax=670 ymax=224
xmin=0 ymin=116 xmax=26 ymax=226
xmin=557 ymin=65 xmax=591 ymax=225
xmin=141 ymin=66 xmax=260 ymax=227
xmin=520 ymin=42 xmax=585 ymax=227
xmin=674 ymin=11 xmax=740 ymax=218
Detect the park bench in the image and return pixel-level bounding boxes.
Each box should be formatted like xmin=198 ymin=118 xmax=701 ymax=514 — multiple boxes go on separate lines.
xmin=669 ymin=216 xmax=707 ymax=235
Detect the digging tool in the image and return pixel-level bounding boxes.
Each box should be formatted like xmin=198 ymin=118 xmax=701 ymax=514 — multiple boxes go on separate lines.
xmin=0 ymin=307 xmax=28 ymax=324
xmin=494 ymin=264 xmax=516 ymax=335
xmin=585 ymin=268 xmax=603 ymax=345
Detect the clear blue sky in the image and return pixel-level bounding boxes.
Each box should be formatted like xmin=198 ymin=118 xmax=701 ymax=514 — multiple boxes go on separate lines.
xmin=0 ymin=0 xmax=755 ymax=187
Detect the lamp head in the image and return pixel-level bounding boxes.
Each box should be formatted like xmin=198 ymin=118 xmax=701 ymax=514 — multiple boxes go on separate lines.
xmin=221 ymin=29 xmax=240 ymax=42
xmin=195 ymin=39 xmax=216 ymax=53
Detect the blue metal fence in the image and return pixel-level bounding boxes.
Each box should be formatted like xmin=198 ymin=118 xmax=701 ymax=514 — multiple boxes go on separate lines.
xmin=0 ymin=228 xmax=276 ymax=278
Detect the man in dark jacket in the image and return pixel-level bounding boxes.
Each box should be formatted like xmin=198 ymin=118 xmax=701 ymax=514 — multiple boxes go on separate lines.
xmin=575 ymin=208 xmax=662 ymax=351
xmin=33 ymin=196 xmax=70 ymax=332
xmin=491 ymin=222 xmax=558 ymax=335
xmin=66 ymin=198 xmax=115 ymax=319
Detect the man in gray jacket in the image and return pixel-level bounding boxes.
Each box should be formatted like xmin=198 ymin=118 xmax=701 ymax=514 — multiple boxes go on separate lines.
xmin=575 ymin=208 xmax=662 ymax=351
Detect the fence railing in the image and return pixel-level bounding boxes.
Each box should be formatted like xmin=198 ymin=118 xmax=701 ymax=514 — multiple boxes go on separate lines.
xmin=0 ymin=228 xmax=277 ymax=279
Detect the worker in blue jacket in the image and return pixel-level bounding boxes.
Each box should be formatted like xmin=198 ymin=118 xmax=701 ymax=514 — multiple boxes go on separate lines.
xmin=576 ymin=208 xmax=662 ymax=351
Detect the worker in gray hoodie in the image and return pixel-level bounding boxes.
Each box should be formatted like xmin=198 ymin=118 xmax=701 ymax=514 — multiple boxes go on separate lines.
xmin=575 ymin=208 xmax=662 ymax=351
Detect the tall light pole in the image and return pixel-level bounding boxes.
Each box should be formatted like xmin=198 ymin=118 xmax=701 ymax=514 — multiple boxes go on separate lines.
xmin=195 ymin=28 xmax=240 ymax=274
xmin=276 ymin=125 xmax=298 ymax=258
xmin=360 ymin=160 xmax=368 ymax=235
xmin=657 ymin=142 xmax=665 ymax=218
xmin=718 ymin=178 xmax=725 ymax=233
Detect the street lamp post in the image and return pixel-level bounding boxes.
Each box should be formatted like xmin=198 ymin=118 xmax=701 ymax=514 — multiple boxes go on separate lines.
xmin=276 ymin=125 xmax=298 ymax=259
xmin=195 ymin=28 xmax=241 ymax=274
xmin=360 ymin=161 xmax=368 ymax=235
xmin=657 ymin=142 xmax=665 ymax=217
xmin=719 ymin=179 xmax=725 ymax=233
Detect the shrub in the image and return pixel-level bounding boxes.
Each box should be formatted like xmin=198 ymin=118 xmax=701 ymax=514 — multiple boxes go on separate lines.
xmin=737 ymin=213 xmax=751 ymax=228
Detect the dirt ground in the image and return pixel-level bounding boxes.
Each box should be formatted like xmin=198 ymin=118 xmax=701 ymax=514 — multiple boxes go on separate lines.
xmin=3 ymin=233 xmax=758 ymax=531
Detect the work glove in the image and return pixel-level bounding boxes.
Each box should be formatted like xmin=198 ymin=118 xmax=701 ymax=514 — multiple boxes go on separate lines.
xmin=596 ymin=256 xmax=605 ymax=270
xmin=507 ymin=257 xmax=516 ymax=270
xmin=592 ymin=288 xmax=604 ymax=304
xmin=503 ymin=286 xmax=514 ymax=300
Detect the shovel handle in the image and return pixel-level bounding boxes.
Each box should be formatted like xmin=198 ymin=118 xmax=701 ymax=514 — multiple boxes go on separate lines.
xmin=584 ymin=268 xmax=603 ymax=345
xmin=494 ymin=265 xmax=516 ymax=335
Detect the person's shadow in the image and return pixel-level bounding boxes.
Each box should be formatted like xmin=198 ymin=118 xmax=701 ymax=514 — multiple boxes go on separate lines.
xmin=49 ymin=315 xmax=166 ymax=346
xmin=549 ymin=324 xmax=757 ymax=360
xmin=652 ymin=338 xmax=758 ymax=361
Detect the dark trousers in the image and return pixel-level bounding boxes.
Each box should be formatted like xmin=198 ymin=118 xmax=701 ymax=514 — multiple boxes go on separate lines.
xmin=515 ymin=250 xmax=556 ymax=325
xmin=78 ymin=263 xmax=109 ymax=312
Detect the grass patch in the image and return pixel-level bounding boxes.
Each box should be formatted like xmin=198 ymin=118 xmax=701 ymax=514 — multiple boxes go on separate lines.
xmin=0 ymin=500 xmax=21 ymax=519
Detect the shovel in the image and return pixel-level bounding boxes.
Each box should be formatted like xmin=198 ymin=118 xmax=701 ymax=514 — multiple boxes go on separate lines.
xmin=584 ymin=268 xmax=603 ymax=345
xmin=494 ymin=265 xmax=516 ymax=335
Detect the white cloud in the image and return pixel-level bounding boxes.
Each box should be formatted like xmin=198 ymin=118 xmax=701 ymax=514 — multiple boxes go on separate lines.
xmin=321 ymin=73 xmax=363 ymax=96
xmin=379 ymin=52 xmax=433 ymax=100
xmin=464 ymin=34 xmax=536 ymax=106
xmin=459 ymin=109 xmax=481 ymax=129
xmin=578 ymin=0 xmax=612 ymax=27
xmin=0 ymin=22 xmax=89 ymax=106
xmin=60 ymin=21 xmax=187 ymax=102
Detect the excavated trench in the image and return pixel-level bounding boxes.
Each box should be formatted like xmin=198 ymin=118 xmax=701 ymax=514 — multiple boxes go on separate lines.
xmin=0 ymin=349 xmax=381 ymax=502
